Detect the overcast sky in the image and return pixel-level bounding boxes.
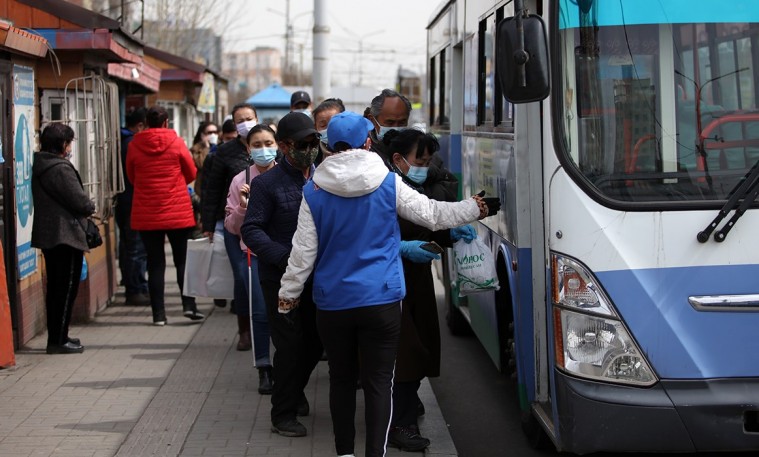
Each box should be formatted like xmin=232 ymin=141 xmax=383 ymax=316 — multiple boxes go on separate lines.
xmin=221 ymin=0 xmax=443 ymax=89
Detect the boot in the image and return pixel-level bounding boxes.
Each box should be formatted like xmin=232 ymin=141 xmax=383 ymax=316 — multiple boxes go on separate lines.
xmin=236 ymin=315 xmax=252 ymax=351
xmin=258 ymin=366 xmax=273 ymax=394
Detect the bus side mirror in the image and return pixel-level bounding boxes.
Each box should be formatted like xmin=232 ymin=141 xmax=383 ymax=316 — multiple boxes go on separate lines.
xmin=496 ymin=14 xmax=550 ymax=104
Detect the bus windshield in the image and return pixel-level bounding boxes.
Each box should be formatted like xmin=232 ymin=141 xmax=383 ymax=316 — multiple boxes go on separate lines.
xmin=556 ymin=0 xmax=759 ymax=203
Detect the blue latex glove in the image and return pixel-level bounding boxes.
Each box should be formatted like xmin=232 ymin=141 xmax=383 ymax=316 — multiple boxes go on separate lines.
xmin=451 ymin=225 xmax=477 ymax=243
xmin=400 ymin=240 xmax=441 ymax=263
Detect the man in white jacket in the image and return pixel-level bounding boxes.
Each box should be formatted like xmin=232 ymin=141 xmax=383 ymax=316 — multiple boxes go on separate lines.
xmin=278 ymin=111 xmax=499 ymax=457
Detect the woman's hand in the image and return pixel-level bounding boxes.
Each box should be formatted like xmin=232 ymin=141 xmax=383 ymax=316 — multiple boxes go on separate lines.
xmin=239 ymin=184 xmax=250 ymax=209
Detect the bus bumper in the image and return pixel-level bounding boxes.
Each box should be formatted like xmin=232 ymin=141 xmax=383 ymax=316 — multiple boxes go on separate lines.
xmin=555 ymin=371 xmax=759 ymax=454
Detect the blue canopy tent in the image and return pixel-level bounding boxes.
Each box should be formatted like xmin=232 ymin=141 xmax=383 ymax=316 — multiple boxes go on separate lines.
xmin=246 ymin=83 xmax=291 ymax=124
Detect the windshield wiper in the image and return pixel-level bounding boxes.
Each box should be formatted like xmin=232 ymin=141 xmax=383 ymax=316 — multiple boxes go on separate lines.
xmin=697 ymin=160 xmax=759 ymax=243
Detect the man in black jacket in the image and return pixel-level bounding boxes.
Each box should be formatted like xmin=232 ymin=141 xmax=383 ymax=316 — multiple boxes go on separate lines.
xmin=240 ymin=112 xmax=323 ymax=438
xmin=116 ymin=108 xmax=149 ymax=306
xmin=200 ymin=103 xmax=258 ymax=350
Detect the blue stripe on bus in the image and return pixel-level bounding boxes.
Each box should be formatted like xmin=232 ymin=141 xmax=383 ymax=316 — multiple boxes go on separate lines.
xmin=559 ymin=0 xmax=759 ymax=30
xmin=597 ymin=264 xmax=759 ymax=379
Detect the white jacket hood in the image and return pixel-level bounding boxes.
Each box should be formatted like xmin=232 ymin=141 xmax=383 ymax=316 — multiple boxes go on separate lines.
xmin=312 ymin=149 xmax=390 ymax=198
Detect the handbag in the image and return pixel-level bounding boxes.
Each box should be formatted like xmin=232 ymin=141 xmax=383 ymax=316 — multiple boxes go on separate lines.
xmin=81 ymin=217 xmax=103 ymax=249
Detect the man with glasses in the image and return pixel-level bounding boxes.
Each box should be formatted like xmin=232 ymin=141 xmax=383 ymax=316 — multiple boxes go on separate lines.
xmin=240 ymin=112 xmax=324 ymax=438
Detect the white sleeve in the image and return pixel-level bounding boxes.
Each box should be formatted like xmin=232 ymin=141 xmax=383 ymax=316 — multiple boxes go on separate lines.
xmin=395 ymin=175 xmax=481 ymax=230
xmin=279 ymin=196 xmax=319 ymax=299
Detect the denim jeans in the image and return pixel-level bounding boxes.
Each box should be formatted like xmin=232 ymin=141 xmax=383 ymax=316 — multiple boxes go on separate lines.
xmin=115 ymin=197 xmax=147 ymax=296
xmin=223 ymin=227 xmax=271 ymax=366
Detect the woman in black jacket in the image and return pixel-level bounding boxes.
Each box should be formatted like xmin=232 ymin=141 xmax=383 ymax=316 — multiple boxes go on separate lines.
xmin=31 ymin=123 xmax=96 ymax=354
xmin=383 ymin=129 xmax=477 ymax=451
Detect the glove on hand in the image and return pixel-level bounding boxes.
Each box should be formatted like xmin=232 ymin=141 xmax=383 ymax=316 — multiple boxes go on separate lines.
xmin=483 ymin=197 xmax=501 ymax=216
xmin=400 ymin=240 xmax=441 ymax=263
xmin=451 ymin=225 xmax=477 ymax=243
xmin=278 ymin=296 xmax=300 ymax=314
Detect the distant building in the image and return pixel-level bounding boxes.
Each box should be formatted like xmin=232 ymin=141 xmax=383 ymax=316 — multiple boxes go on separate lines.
xmin=397 ymin=66 xmax=423 ymax=106
xmin=143 ymin=21 xmax=222 ymax=72
xmin=223 ymin=47 xmax=282 ymax=101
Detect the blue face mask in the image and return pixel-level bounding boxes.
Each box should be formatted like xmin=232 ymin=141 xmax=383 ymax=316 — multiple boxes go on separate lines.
xmin=402 ymin=156 xmax=429 ymax=185
xmin=318 ymin=128 xmax=328 ymax=145
xmin=250 ymin=147 xmax=277 ymax=166
xmin=378 ymin=125 xmax=406 ymax=139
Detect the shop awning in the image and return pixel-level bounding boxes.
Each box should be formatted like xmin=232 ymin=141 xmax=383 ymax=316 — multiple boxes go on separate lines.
xmin=0 ymin=20 xmax=47 ymax=58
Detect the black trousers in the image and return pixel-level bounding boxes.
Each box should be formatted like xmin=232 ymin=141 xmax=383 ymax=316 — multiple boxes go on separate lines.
xmin=42 ymin=245 xmax=84 ymax=346
xmin=140 ymin=227 xmax=195 ymax=316
xmin=261 ymin=279 xmax=323 ymax=425
xmin=317 ymin=302 xmax=401 ymax=457
xmin=392 ymin=380 xmax=422 ymax=427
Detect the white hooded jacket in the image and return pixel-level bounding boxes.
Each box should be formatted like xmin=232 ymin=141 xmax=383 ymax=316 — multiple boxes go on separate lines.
xmin=279 ymin=149 xmax=481 ymax=303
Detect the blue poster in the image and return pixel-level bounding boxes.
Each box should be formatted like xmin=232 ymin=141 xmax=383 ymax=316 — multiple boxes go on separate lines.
xmin=14 ymin=65 xmax=36 ymax=279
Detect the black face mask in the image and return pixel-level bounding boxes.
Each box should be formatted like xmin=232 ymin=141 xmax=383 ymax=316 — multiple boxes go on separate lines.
xmin=289 ymin=146 xmax=319 ymax=168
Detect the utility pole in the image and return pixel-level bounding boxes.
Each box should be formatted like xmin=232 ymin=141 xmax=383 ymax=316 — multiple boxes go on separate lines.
xmin=312 ymin=0 xmax=330 ymax=103
xmin=284 ymin=0 xmax=291 ymax=84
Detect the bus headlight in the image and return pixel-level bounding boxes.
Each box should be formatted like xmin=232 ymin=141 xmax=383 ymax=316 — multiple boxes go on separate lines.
xmin=551 ymin=253 xmax=658 ymax=386
xmin=557 ymin=308 xmax=656 ymax=386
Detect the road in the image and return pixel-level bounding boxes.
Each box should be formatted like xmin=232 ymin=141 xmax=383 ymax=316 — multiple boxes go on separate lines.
xmin=428 ymin=282 xmax=742 ymax=457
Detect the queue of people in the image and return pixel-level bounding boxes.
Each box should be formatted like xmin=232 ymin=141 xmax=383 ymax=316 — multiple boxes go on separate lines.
xmin=40 ymin=88 xmax=501 ymax=457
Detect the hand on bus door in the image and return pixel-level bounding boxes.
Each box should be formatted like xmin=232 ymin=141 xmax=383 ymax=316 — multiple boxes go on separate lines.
xmin=473 ymin=190 xmax=501 ymax=218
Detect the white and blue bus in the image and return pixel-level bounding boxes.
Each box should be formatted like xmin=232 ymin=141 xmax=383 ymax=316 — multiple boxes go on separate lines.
xmin=428 ymin=0 xmax=759 ymax=453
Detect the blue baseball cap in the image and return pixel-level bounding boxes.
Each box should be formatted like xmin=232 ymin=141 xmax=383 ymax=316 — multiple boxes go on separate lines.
xmin=327 ymin=111 xmax=374 ymax=151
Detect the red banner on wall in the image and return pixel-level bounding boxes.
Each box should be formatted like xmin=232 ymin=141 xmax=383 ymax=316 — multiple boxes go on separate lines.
xmin=0 ymin=240 xmax=15 ymax=368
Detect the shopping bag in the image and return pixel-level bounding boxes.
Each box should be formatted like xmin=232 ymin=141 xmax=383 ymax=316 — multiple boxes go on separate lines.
xmin=452 ymin=238 xmax=499 ymax=296
xmin=184 ymin=234 xmax=234 ymax=299
xmin=206 ymin=232 xmax=235 ymax=298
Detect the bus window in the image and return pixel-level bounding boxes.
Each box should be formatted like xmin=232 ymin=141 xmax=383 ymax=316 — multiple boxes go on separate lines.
xmin=438 ymin=48 xmax=448 ymax=126
xmin=557 ymin=0 xmax=759 ymax=205
xmin=429 ymin=54 xmax=437 ymax=126
xmin=478 ymin=14 xmax=496 ymax=126
xmin=494 ymin=6 xmax=514 ymax=129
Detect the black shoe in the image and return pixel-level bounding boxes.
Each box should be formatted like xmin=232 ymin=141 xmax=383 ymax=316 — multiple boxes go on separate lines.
xmin=213 ymin=299 xmax=227 ymax=308
xmin=67 ymin=337 xmax=81 ymax=346
xmin=152 ymin=309 xmax=167 ymax=326
xmin=271 ymin=419 xmax=307 ymax=437
xmin=388 ymin=426 xmax=430 ymax=452
xmin=182 ymin=303 xmax=205 ymax=321
xmin=258 ymin=366 xmax=273 ymax=395
xmin=46 ymin=342 xmax=84 ymax=354
xmin=125 ymin=292 xmax=150 ymax=306
xmin=297 ymin=394 xmax=309 ymax=416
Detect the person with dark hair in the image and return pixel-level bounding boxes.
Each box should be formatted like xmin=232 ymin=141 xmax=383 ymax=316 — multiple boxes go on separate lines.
xmin=116 ymin=107 xmax=149 ymax=307
xmin=366 ymin=88 xmax=413 ymax=163
xmin=201 ymin=102 xmax=260 ymax=350
xmin=32 ymin=122 xmax=96 ymax=354
xmin=382 ymin=128 xmax=473 ymax=451
xmin=224 ymin=124 xmax=277 ymax=394
xmin=290 ymin=90 xmax=312 ymax=116
xmin=190 ymin=121 xmax=218 ymax=234
xmin=127 ymin=105 xmax=204 ymax=325
xmin=240 ymin=112 xmax=324 ymax=438
xmin=313 ymin=98 xmax=345 ymax=164
xmin=220 ymin=119 xmax=238 ymax=144
xmin=277 ymin=111 xmax=499 ymax=457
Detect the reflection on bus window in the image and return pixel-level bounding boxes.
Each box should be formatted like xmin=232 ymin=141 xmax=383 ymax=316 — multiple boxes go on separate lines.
xmin=557 ymin=1 xmax=759 ymax=204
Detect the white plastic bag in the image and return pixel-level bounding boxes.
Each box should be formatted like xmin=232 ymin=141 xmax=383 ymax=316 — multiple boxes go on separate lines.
xmin=452 ymin=238 xmax=499 ymax=296
xmin=183 ymin=234 xmax=235 ymax=299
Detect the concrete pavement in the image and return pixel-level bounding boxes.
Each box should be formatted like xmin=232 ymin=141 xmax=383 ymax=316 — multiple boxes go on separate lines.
xmin=0 ymin=263 xmax=457 ymax=456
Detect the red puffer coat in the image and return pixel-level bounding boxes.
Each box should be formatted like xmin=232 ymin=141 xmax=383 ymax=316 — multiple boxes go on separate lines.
xmin=127 ymin=128 xmax=197 ymax=231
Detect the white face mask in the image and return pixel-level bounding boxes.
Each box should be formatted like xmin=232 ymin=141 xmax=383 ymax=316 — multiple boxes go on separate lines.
xmin=236 ymin=120 xmax=257 ymax=138
xmin=293 ymin=108 xmax=312 ymax=119
xmin=207 ymin=133 xmax=218 ymax=145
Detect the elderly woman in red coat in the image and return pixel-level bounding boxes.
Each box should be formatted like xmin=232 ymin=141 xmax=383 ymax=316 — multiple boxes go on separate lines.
xmin=126 ymin=105 xmax=203 ymax=325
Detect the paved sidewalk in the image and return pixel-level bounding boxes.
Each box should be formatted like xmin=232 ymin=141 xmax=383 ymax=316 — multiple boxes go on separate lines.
xmin=0 ymin=266 xmax=457 ymax=456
